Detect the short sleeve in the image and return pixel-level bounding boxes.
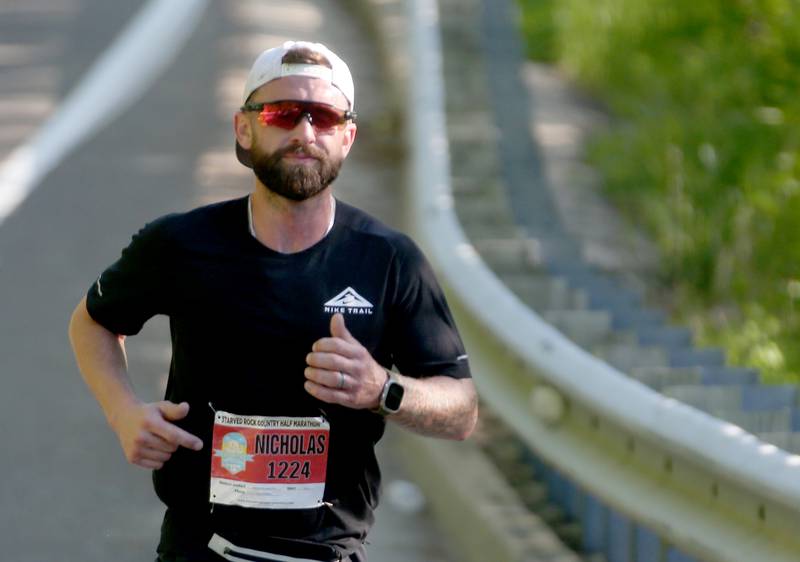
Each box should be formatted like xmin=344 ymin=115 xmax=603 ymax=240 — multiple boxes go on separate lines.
xmin=86 ymin=218 xmax=173 ymax=335
xmin=388 ymin=236 xmax=471 ymax=379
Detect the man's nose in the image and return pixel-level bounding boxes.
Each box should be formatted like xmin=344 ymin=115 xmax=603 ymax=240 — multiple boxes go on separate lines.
xmin=289 ymin=112 xmax=316 ymax=143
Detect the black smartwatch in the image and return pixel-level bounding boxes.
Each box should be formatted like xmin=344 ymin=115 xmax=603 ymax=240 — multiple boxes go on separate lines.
xmin=375 ymin=371 xmax=404 ymax=415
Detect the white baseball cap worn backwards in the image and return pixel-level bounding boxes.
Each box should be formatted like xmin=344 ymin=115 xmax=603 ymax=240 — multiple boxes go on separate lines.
xmin=242 ymin=40 xmax=354 ymax=108
xmin=236 ymin=40 xmax=355 ymax=168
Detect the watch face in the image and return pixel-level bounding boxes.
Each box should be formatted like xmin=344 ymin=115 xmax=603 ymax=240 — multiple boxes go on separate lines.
xmin=384 ymin=382 xmax=404 ymax=411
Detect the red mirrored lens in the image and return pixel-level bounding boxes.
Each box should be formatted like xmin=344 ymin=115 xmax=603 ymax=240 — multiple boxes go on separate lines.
xmin=258 ymin=102 xmax=345 ymax=130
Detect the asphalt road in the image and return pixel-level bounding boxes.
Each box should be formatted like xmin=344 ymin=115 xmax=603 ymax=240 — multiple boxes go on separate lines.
xmin=0 ymin=1 xmax=452 ymax=560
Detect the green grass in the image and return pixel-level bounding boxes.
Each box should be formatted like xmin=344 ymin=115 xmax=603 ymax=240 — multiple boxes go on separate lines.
xmin=516 ymin=0 xmax=800 ymax=383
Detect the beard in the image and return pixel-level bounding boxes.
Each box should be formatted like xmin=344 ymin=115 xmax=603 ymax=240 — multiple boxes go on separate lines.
xmin=251 ymin=143 xmax=342 ymax=201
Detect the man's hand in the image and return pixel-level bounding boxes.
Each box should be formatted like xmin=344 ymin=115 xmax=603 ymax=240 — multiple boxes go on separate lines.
xmin=304 ymin=313 xmax=478 ymax=440
xmin=68 ymin=300 xmax=205 ymax=466
xmin=111 ymin=400 xmax=203 ymax=469
xmin=304 ymin=314 xmax=386 ymax=409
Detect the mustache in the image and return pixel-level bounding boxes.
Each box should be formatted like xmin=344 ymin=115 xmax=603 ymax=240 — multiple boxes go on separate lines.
xmin=275 ymin=144 xmax=327 ymax=160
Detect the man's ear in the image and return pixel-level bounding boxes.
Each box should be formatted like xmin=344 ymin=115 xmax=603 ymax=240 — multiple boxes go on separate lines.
xmin=339 ymin=122 xmax=357 ymax=159
xmin=234 ymin=112 xmax=254 ymax=150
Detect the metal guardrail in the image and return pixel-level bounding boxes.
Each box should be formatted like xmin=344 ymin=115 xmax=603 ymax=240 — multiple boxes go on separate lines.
xmin=405 ymin=0 xmax=800 ymax=560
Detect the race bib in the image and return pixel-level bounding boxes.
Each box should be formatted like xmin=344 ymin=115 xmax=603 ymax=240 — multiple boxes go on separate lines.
xmin=210 ymin=411 xmax=330 ymax=509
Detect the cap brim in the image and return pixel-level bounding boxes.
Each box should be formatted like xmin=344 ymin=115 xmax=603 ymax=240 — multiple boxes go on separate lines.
xmin=235 ymin=140 xmax=253 ymax=168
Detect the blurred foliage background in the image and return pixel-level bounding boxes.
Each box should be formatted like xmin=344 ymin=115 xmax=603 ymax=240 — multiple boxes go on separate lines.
xmin=516 ymin=0 xmax=800 ymax=383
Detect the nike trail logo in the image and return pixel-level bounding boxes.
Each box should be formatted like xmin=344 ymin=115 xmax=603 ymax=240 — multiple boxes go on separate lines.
xmin=324 ymin=287 xmax=374 ymax=315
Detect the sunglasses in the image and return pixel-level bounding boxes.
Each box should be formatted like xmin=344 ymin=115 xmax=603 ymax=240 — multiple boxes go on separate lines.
xmin=241 ymin=100 xmax=356 ymax=131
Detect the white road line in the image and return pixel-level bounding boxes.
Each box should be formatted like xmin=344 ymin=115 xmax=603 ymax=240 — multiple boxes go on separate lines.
xmin=0 ymin=0 xmax=210 ymax=226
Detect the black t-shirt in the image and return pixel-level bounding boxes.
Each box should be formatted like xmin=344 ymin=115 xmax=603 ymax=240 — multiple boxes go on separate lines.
xmin=86 ymin=196 xmax=470 ymax=558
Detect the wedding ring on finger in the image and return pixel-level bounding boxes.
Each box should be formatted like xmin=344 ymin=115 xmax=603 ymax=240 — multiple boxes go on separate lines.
xmin=337 ymin=371 xmax=346 ymax=390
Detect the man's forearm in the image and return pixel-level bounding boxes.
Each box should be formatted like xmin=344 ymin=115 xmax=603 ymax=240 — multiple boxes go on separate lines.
xmin=68 ymin=298 xmax=140 ymax=427
xmin=387 ymin=375 xmax=478 ymax=440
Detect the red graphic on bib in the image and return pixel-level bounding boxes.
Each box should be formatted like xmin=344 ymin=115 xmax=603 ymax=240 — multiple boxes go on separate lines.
xmin=211 ymin=427 xmax=328 ymax=483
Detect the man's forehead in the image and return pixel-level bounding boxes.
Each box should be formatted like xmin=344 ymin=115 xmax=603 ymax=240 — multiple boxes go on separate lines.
xmin=254 ymin=75 xmax=349 ymax=107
